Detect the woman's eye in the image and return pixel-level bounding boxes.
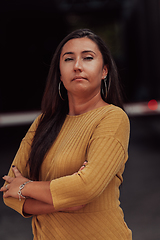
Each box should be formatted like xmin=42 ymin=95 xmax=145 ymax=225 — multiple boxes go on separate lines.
xmin=84 ymin=56 xmax=94 ymax=60
xmin=64 ymin=58 xmax=73 ymax=62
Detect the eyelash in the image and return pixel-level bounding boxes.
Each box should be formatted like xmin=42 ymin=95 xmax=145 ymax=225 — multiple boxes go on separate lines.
xmin=64 ymin=56 xmax=94 ymax=62
xmin=84 ymin=56 xmax=93 ymax=60
xmin=64 ymin=58 xmax=73 ymax=62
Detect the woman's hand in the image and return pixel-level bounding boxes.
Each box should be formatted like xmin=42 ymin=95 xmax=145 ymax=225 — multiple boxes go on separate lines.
xmin=0 ymin=166 xmax=30 ymax=199
xmin=1 ymin=161 xmax=88 ymax=215
xmin=73 ymin=160 xmax=88 ymax=175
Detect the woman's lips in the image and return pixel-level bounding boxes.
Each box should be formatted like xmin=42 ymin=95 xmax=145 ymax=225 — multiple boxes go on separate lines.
xmin=72 ymin=76 xmax=87 ymax=81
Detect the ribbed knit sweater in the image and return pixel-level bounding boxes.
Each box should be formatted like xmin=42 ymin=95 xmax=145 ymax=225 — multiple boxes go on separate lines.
xmin=4 ymin=104 xmax=132 ymax=239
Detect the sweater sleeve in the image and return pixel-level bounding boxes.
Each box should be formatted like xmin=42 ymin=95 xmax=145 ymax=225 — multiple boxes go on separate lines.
xmin=50 ymin=109 xmax=130 ymax=210
xmin=3 ymin=115 xmax=41 ymax=217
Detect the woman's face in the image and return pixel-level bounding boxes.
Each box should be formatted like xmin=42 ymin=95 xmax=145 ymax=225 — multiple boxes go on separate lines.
xmin=59 ymin=37 xmax=108 ymax=99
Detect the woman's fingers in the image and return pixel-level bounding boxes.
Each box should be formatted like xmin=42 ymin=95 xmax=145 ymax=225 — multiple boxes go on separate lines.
xmin=0 ymin=166 xmax=28 ymax=198
xmin=2 ymin=175 xmax=14 ymax=183
xmin=0 ymin=175 xmax=13 ymax=193
xmin=72 ymin=160 xmax=88 ymax=175
xmin=12 ymin=166 xmax=22 ymax=178
xmin=0 ymin=184 xmax=10 ymax=192
xmin=1 ymin=166 xmax=21 ymax=185
xmin=78 ymin=160 xmax=88 ymax=171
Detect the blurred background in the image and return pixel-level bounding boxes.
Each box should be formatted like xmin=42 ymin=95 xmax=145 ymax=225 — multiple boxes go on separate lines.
xmin=0 ymin=0 xmax=160 ymax=239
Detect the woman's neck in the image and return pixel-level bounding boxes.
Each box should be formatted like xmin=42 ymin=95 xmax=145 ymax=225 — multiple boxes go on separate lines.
xmin=68 ymin=93 xmax=108 ymax=116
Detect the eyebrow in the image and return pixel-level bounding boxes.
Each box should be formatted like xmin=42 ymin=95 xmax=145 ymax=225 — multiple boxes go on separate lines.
xmin=62 ymin=50 xmax=96 ymax=57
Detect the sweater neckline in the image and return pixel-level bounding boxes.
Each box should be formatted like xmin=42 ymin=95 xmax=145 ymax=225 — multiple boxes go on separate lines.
xmin=66 ymin=104 xmax=112 ymax=118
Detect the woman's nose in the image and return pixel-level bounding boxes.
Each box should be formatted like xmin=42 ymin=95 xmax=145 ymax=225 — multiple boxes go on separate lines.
xmin=73 ymin=58 xmax=83 ymax=72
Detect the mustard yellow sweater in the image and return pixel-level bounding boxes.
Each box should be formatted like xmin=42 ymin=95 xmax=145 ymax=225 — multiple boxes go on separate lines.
xmin=4 ymin=105 xmax=132 ymax=239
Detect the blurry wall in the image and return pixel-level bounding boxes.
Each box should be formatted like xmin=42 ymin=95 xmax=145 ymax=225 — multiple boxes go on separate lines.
xmin=124 ymin=0 xmax=160 ymax=102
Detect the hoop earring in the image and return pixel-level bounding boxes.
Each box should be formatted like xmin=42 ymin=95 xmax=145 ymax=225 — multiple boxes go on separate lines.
xmin=101 ymin=76 xmax=108 ymax=100
xmin=58 ymin=81 xmax=65 ymax=100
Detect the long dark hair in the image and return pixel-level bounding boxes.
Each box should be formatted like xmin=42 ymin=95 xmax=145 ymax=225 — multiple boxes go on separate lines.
xmin=28 ymin=29 xmax=123 ymax=180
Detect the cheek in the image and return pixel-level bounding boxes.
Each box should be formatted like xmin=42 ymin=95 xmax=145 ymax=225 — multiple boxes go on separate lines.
xmin=91 ymin=66 xmax=104 ymax=80
xmin=88 ymin=60 xmax=104 ymax=77
xmin=59 ymin=67 xmax=69 ymax=88
xmin=59 ymin=64 xmax=66 ymax=81
xmin=60 ymin=70 xmax=69 ymax=84
xmin=60 ymin=61 xmax=71 ymax=74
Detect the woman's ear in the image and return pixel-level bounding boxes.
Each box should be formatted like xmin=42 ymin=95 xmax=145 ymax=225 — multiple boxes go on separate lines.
xmin=102 ymin=65 xmax=108 ymax=79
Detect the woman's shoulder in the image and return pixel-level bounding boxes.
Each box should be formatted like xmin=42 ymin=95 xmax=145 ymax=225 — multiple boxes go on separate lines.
xmin=94 ymin=104 xmax=130 ymax=137
xmin=74 ymin=104 xmax=129 ymax=129
xmin=28 ymin=113 xmax=42 ymax=132
xmin=92 ymin=105 xmax=130 ymax=150
xmin=22 ymin=113 xmax=42 ymax=143
xmin=98 ymin=104 xmax=129 ymax=123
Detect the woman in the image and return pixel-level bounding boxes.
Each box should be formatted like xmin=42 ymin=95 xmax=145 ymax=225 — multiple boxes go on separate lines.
xmin=1 ymin=29 xmax=132 ymax=239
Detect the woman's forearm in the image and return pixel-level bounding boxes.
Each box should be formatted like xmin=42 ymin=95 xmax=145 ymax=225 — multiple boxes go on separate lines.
xmin=23 ymin=198 xmax=86 ymax=215
xmin=23 ymin=198 xmax=56 ymax=215
xmin=1 ymin=163 xmax=88 ymax=208
xmin=22 ymin=181 xmax=53 ymax=205
xmin=1 ymin=169 xmax=53 ymax=205
xmin=22 ymin=161 xmax=87 ymax=204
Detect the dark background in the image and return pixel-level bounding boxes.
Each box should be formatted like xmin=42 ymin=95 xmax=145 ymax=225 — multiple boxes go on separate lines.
xmin=0 ymin=0 xmax=160 ymax=112
xmin=0 ymin=0 xmax=160 ymax=239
